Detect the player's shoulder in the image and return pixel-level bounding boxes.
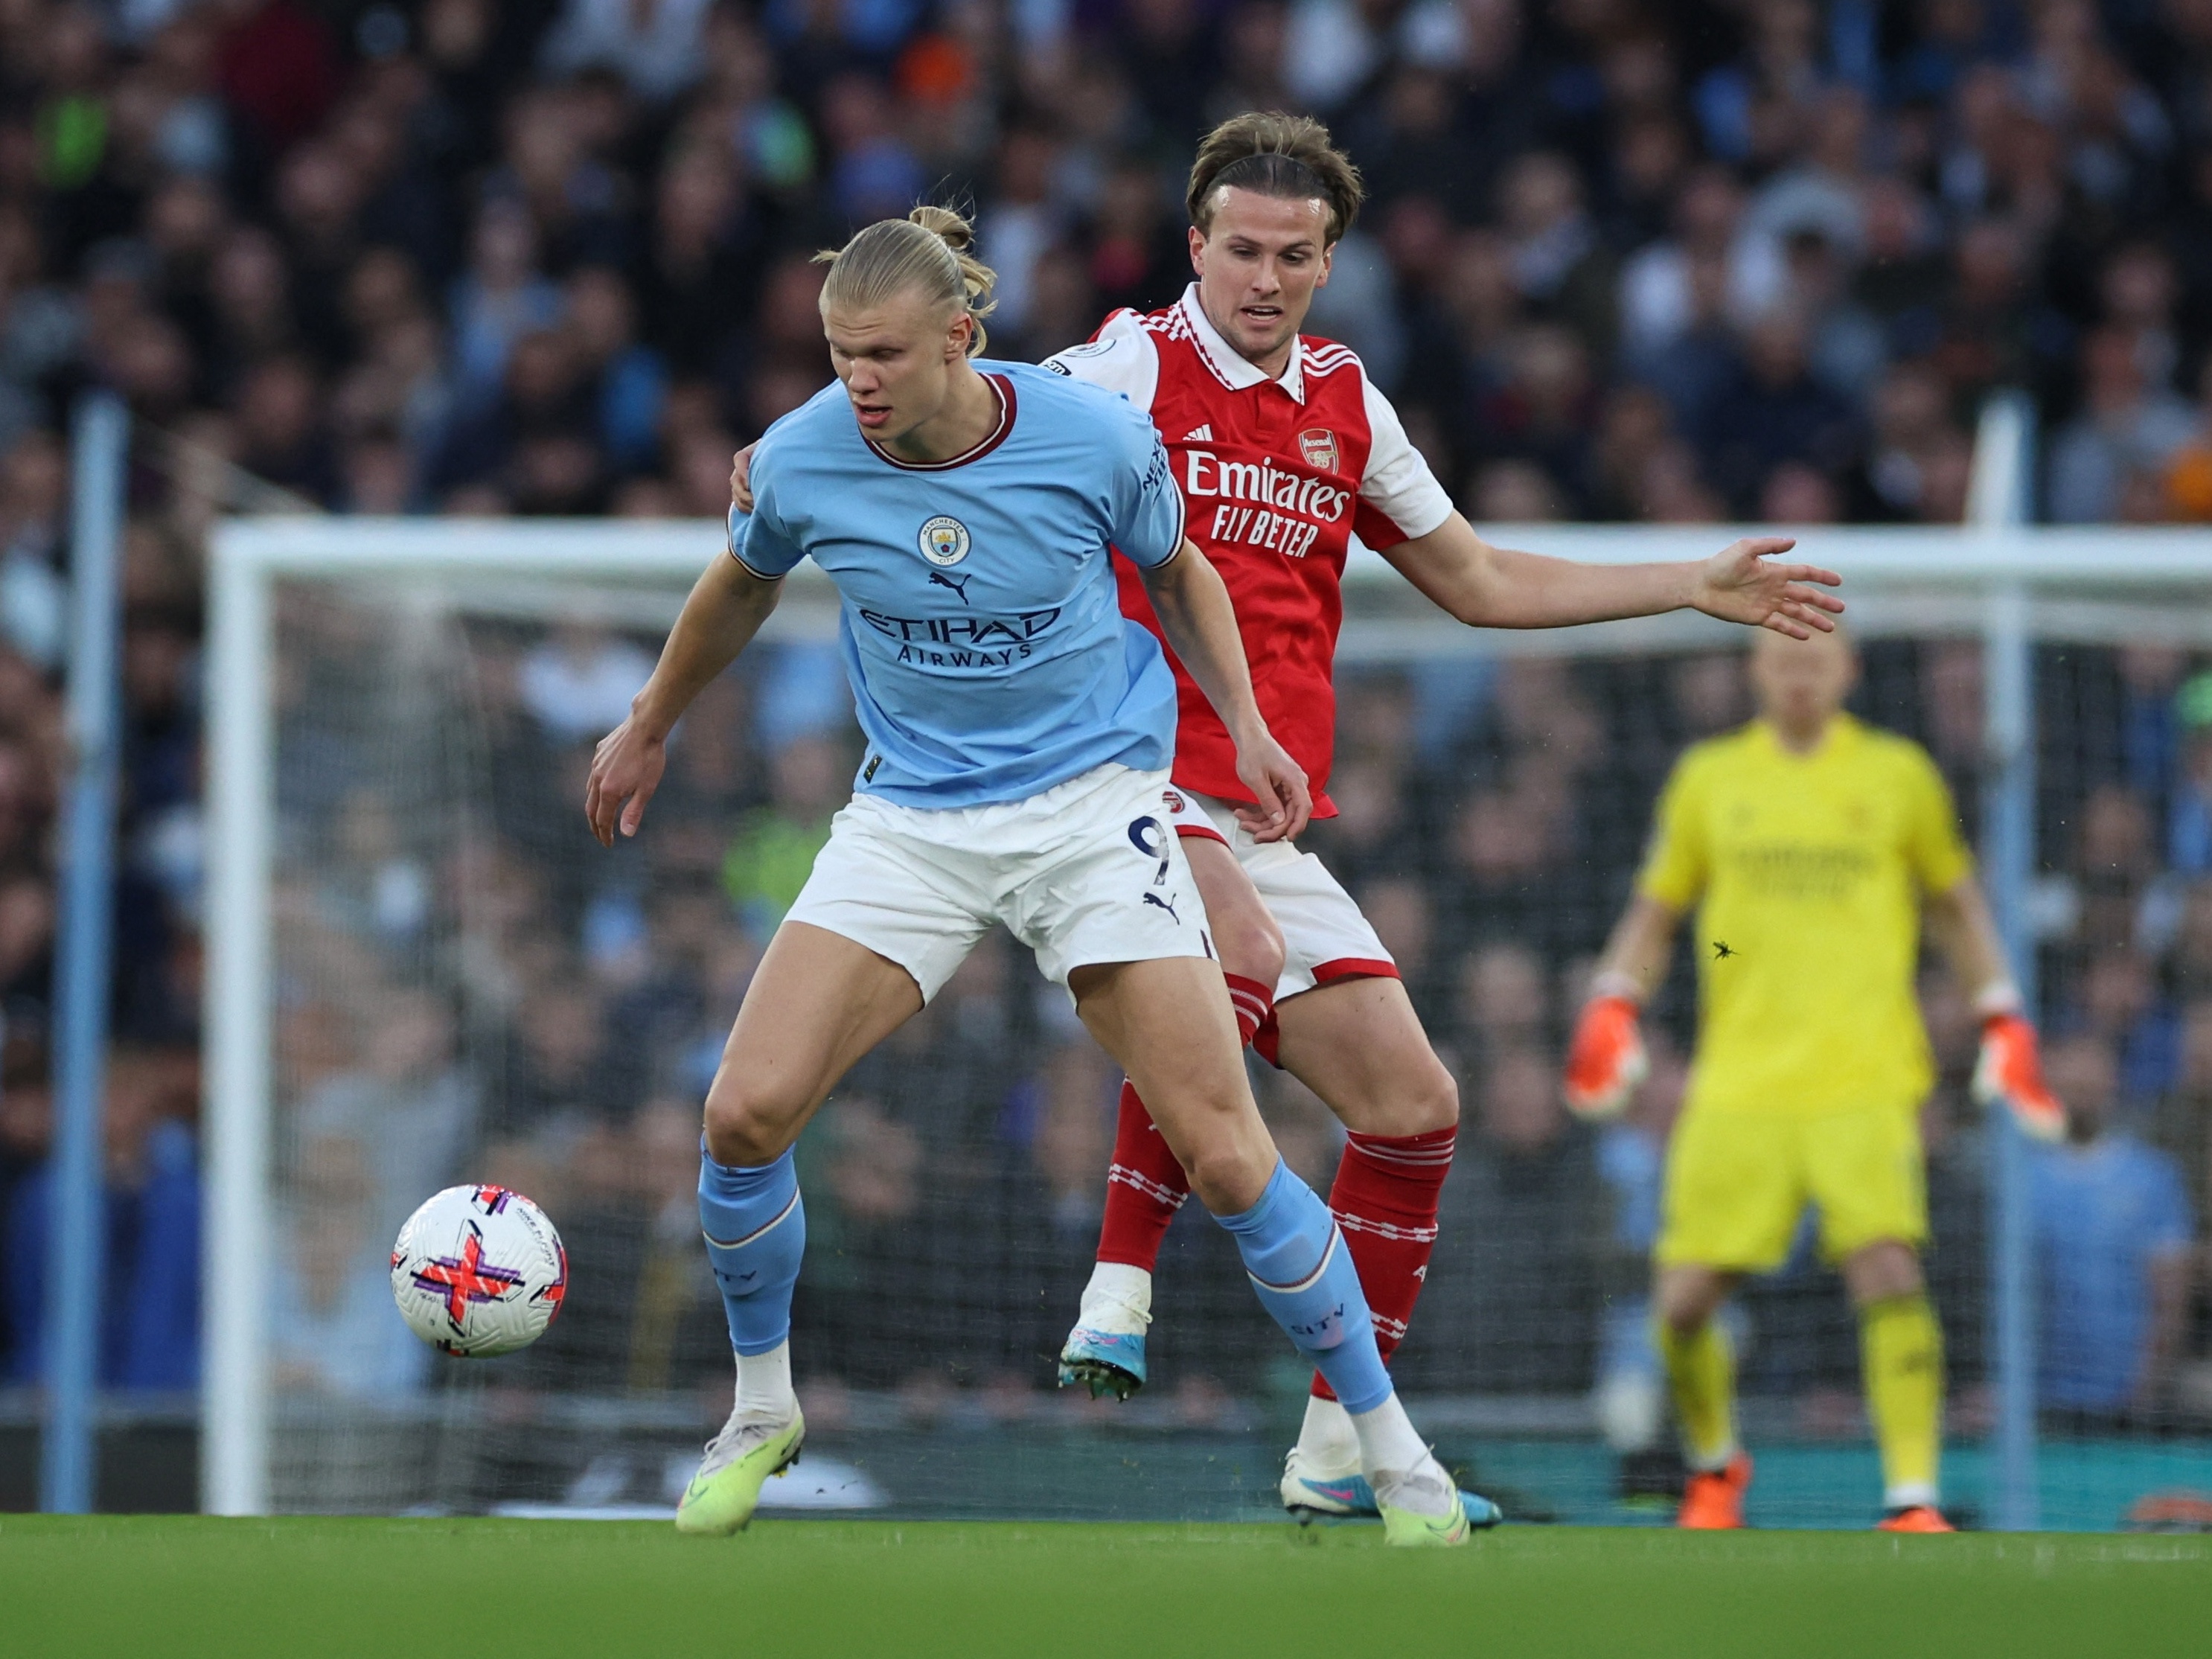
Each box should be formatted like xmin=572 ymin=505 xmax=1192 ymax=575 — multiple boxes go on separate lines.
xmin=1297 ymin=330 xmax=1369 ymax=386
xmin=1669 ymin=721 xmax=1764 ymax=781
xmin=752 ymin=381 xmax=855 ymax=478
xmin=1836 ymin=715 xmax=1945 ymax=781
xmin=1041 ymin=310 xmax=1163 ymax=397
xmin=1000 ymin=358 xmax=1157 ymax=444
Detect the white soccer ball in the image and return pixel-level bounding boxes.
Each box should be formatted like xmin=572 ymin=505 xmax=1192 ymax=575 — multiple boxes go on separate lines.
xmin=390 ymin=1184 xmax=568 ymax=1358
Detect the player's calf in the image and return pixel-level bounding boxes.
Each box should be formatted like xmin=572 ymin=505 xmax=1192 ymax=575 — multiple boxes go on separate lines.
xmin=1060 ymin=971 xmax=1279 ymax=1400
xmin=1217 ymin=1160 xmax=1469 ymax=1545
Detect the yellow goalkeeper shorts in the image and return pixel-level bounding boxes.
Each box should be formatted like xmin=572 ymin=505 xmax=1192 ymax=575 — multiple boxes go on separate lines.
xmin=1655 ymin=1100 xmax=1928 ymax=1271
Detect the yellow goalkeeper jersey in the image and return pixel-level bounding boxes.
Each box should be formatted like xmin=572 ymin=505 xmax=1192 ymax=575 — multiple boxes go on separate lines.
xmin=1636 ymin=713 xmax=1973 ymax=1117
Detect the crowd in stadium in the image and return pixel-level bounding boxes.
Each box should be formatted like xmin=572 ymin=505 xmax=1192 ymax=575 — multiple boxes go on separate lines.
xmin=0 ymin=0 xmax=2209 ymax=1454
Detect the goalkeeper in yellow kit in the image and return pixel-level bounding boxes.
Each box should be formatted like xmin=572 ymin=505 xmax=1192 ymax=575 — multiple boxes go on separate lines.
xmin=1563 ymin=627 xmax=2063 ymax=1532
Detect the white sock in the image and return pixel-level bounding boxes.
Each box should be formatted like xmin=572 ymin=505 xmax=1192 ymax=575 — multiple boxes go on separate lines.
xmin=1885 ymin=1481 xmax=1939 ymax=1511
xmin=1349 ymin=1390 xmax=1429 ymax=1476
xmin=735 ymin=1340 xmax=796 ymax=1421
xmin=1077 ymin=1262 xmax=1152 ymax=1335
xmin=1295 ymin=1395 xmax=1359 ymax=1471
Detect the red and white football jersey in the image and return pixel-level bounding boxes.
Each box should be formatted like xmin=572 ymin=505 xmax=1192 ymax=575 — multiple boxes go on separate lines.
xmin=1045 ymin=285 xmax=1451 ymax=815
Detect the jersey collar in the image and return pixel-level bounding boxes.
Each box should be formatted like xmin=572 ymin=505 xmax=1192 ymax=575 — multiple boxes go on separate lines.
xmin=1177 ymin=285 xmax=1305 ymax=405
xmin=1752 ymin=710 xmax=1860 ymax=758
xmin=863 ymin=373 xmax=1016 ymax=470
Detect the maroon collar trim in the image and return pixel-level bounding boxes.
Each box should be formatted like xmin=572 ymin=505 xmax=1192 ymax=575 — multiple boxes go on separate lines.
xmin=864 ymin=374 xmax=1017 ymax=470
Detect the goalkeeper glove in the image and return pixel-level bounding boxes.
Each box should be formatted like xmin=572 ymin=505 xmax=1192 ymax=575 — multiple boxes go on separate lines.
xmin=1564 ymin=992 xmax=1647 ymax=1120
xmin=1972 ymin=1011 xmax=2065 ymax=1142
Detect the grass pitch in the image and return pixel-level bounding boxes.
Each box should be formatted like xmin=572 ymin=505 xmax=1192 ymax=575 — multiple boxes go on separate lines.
xmin=4 ymin=1517 xmax=2205 ymax=1658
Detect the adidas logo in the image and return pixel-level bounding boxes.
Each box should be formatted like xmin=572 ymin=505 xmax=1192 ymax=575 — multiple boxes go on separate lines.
xmin=1183 ymin=424 xmax=1212 ymax=441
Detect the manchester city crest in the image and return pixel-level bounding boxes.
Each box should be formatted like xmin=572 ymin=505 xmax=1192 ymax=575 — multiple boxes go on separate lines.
xmin=918 ymin=515 xmax=972 ymax=566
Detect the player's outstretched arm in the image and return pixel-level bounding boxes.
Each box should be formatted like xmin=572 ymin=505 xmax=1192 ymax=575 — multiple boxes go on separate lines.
xmin=1925 ymin=877 xmax=2066 ymax=1141
xmin=586 ymin=551 xmax=782 ymax=847
xmin=1380 ymin=514 xmax=1844 ymax=639
xmin=1138 ymin=539 xmax=1311 ymax=843
xmin=1562 ymin=893 xmax=1680 ymax=1119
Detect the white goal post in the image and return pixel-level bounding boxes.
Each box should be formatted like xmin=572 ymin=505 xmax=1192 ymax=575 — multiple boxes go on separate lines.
xmin=201 ymin=505 xmax=2212 ymax=1520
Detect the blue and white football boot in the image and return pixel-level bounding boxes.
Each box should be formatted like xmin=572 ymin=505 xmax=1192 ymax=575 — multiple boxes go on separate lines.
xmin=1279 ymin=1443 xmax=1504 ymax=1527
xmin=1056 ymin=1265 xmax=1151 ymax=1401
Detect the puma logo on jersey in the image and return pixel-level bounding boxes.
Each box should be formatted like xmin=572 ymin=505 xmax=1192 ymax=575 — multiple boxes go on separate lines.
xmin=930 ymin=569 xmax=974 ymax=603
xmin=1183 ymin=424 xmax=1213 ymax=441
xmin=1142 ymin=891 xmax=1181 ymax=924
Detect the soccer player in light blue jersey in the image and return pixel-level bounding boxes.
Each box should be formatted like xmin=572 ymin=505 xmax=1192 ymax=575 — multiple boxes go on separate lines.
xmin=585 ymin=205 xmax=1476 ymax=1544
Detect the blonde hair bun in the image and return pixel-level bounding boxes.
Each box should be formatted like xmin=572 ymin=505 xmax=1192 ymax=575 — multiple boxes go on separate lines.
xmin=816 ymin=207 xmax=998 ymax=356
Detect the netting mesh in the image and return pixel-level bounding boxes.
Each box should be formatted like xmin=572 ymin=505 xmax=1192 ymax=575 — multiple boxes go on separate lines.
xmin=256 ymin=566 xmax=2212 ymax=1529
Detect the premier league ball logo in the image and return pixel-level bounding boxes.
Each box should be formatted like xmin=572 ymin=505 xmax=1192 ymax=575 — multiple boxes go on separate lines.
xmin=919 ymin=515 xmax=972 ymax=566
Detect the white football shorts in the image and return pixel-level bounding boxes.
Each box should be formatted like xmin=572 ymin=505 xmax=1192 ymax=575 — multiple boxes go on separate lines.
xmin=784 ymin=763 xmax=1212 ymax=1001
xmin=1160 ymin=787 xmax=1396 ymax=1001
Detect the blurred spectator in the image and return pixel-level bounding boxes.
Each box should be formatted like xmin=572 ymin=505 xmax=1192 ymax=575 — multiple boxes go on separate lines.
xmin=722 ymin=732 xmax=847 ymax=934
xmin=518 ymin=621 xmax=654 ymax=744
xmin=2031 ymin=1036 xmax=2194 ymax=1421
xmin=541 ymin=0 xmax=712 ymax=104
xmin=2048 ymin=325 xmax=2196 ymax=522
xmin=4 ymin=1046 xmax=200 ymax=1389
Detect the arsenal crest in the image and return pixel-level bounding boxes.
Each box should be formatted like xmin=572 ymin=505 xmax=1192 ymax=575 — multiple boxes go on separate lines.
xmin=1298 ymin=428 xmax=1340 ymax=472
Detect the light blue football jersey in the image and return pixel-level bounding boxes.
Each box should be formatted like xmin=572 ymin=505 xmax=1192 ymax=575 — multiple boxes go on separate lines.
xmin=729 ymin=362 xmax=1188 ymax=808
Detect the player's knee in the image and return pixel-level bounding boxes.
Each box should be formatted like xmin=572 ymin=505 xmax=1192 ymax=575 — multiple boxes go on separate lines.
xmin=701 ymin=1071 xmax=805 ymax=1168
xmin=1407 ymin=1051 xmax=1459 ymax=1133
xmin=1656 ymin=1273 xmax=1724 ymax=1336
xmin=1844 ymin=1241 xmax=1924 ymax=1306
xmin=1169 ymin=1113 xmax=1273 ymax=1213
xmin=1218 ymin=907 xmax=1286 ymax=993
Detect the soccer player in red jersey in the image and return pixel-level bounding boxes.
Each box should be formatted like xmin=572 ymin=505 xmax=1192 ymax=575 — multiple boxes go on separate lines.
xmin=730 ymin=114 xmax=1841 ymax=1521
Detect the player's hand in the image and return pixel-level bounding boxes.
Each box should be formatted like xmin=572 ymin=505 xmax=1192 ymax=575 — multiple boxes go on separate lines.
xmin=729 ymin=443 xmax=758 ymax=514
xmin=1563 ymin=994 xmax=1648 ymax=1119
xmin=1691 ymin=537 xmax=1845 ymax=639
xmin=1230 ymin=723 xmax=1311 ymax=843
xmin=584 ymin=713 xmax=668 ymax=848
xmin=1972 ymin=1013 xmax=2066 ymax=1142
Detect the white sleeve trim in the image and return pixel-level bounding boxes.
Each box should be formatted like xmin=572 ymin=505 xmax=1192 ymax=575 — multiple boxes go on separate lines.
xmin=1358 ymin=372 xmax=1454 ymax=540
xmin=1043 ymin=311 xmax=1161 ymax=414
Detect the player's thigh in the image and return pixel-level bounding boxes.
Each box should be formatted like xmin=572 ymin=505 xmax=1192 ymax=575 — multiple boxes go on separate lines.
xmin=782 ymin=795 xmax=997 ymax=1003
xmin=1008 ymin=767 xmax=1217 ymax=991
xmin=706 ymin=799 xmax=989 ymax=1160
xmin=1180 ymin=831 xmax=1285 ymax=988
xmin=1230 ymin=830 xmax=1396 ymax=1003
xmin=1272 ymin=974 xmax=1457 ymax=1137
xmin=1069 ymin=954 xmax=1276 ymax=1215
xmin=1655 ymin=1108 xmax=1806 ymax=1274
xmin=708 ymin=921 xmax=924 ymax=1163
xmin=1805 ymin=1103 xmax=1928 ymax=1266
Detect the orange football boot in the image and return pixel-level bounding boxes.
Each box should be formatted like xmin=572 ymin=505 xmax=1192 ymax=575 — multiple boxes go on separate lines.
xmin=1877 ymin=1505 xmax=1955 ymax=1533
xmin=1676 ymin=1452 xmax=1751 ymax=1529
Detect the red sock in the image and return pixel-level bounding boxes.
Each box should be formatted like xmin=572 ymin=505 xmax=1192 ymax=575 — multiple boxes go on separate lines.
xmin=1311 ymin=1126 xmax=1456 ymax=1399
xmin=1095 ymin=974 xmax=1273 ymax=1270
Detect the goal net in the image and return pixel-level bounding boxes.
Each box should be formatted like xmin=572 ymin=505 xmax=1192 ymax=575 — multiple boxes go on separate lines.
xmin=202 ymin=515 xmax=2212 ymax=1531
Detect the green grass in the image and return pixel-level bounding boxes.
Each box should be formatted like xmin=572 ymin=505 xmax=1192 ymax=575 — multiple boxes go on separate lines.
xmin=4 ymin=1517 xmax=2207 ymax=1658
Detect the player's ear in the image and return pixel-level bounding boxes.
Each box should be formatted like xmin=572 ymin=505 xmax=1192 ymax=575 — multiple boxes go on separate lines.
xmin=1316 ymin=240 xmax=1335 ymax=290
xmin=1188 ymin=223 xmax=1206 ymax=275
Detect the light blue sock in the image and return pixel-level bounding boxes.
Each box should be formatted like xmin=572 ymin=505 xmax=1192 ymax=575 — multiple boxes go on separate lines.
xmin=1215 ymin=1160 xmax=1392 ymax=1414
xmin=698 ymin=1144 xmax=806 ymax=1357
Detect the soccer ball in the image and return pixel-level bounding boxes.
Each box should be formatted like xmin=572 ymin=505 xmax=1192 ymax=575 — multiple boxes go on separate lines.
xmin=390 ymin=1184 xmax=568 ymax=1358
